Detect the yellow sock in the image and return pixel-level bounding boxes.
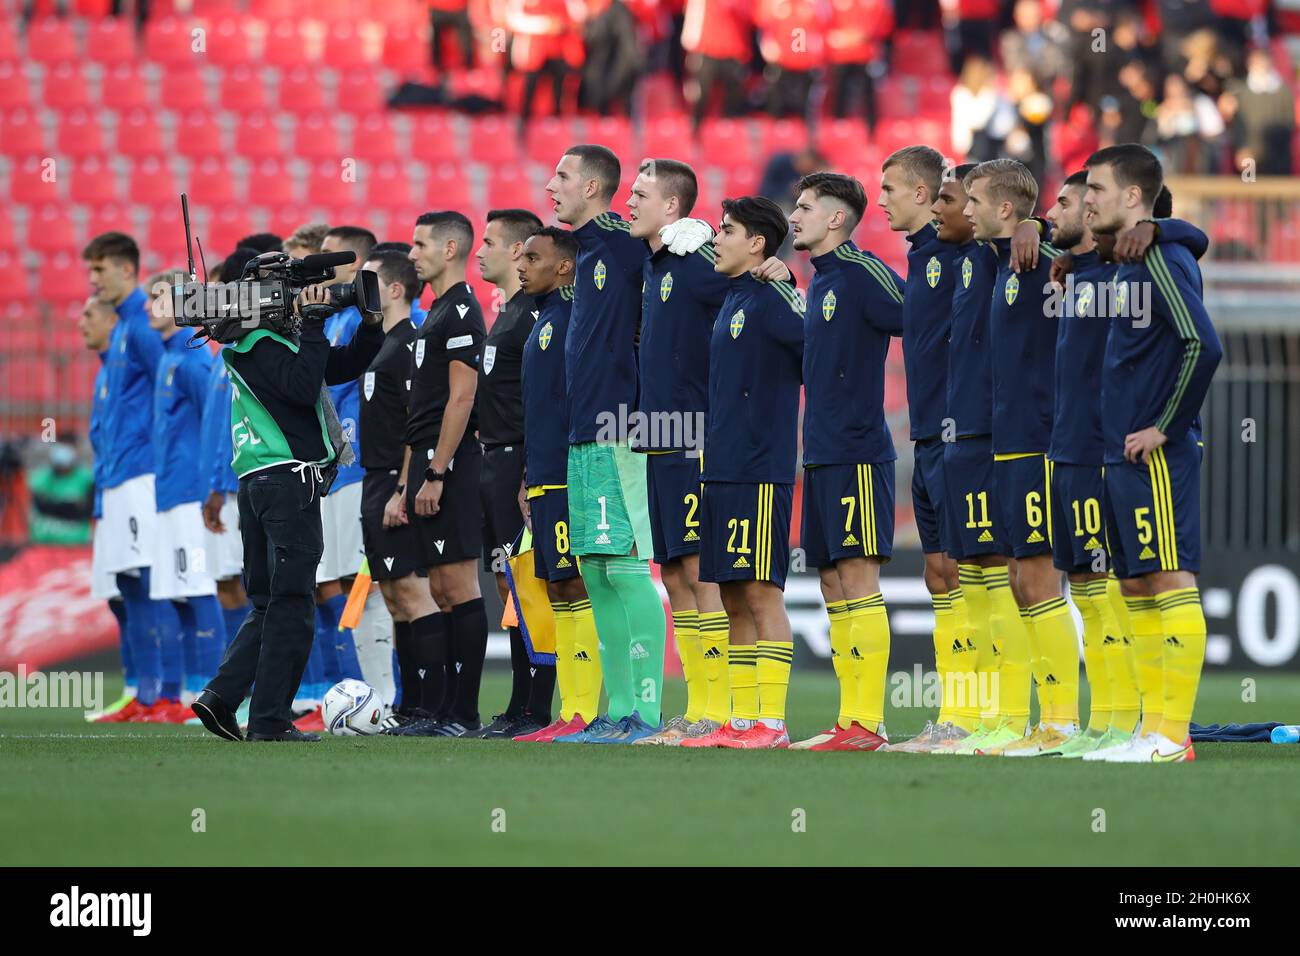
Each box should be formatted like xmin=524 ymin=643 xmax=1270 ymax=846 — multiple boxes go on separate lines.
xmin=1154 ymin=588 xmax=1206 ymax=744
xmin=672 ymin=609 xmax=705 ymax=723
xmin=984 ymin=566 xmax=1030 ymax=724
xmin=931 ymin=591 xmax=954 ymax=725
xmin=1028 ymin=596 xmax=1079 ymax=728
xmin=1070 ymin=582 xmax=1109 ymax=731
xmin=698 ymin=610 xmax=730 ymax=724
xmin=1020 ymin=607 xmax=1050 ymax=724
xmin=728 ymin=645 xmax=759 ymax=722
xmin=756 ymin=639 xmax=794 ymax=723
xmin=945 ymin=584 xmax=977 ymax=730
xmin=569 ymin=598 xmax=604 ymax=722
xmin=958 ymin=564 xmax=997 ymax=730
xmin=826 ymin=600 xmax=852 ymax=729
xmin=1126 ymin=595 xmax=1165 ymax=735
xmin=551 ymin=601 xmax=575 ymax=722
xmin=847 ymin=593 xmax=889 ymax=732
xmin=1102 ymin=576 xmax=1140 ymax=733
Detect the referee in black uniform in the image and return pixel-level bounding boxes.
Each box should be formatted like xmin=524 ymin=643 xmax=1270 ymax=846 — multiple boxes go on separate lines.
xmin=470 ymin=208 xmax=556 ymax=739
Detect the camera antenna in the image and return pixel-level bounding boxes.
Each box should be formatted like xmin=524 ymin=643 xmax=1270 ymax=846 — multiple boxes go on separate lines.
xmin=180 ymin=192 xmax=209 ymax=282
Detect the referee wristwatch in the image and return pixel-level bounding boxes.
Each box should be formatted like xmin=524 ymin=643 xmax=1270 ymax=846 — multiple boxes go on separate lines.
xmin=424 ymin=465 xmax=447 ymax=483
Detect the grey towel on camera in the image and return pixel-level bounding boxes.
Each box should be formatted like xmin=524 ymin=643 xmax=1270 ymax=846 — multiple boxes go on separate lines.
xmin=320 ymin=386 xmax=355 ymax=468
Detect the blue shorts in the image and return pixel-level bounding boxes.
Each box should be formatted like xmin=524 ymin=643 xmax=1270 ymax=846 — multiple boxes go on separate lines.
xmin=942 ymin=435 xmax=1008 ymax=559
xmin=801 ymin=462 xmax=895 ymax=567
xmin=1050 ymin=461 xmax=1107 ymax=574
xmin=528 ymin=487 xmax=580 ymax=583
xmin=645 ymin=449 xmax=703 ymax=565
xmin=911 ymin=438 xmax=949 ymax=554
xmin=1103 ymin=434 xmax=1203 ymax=579
xmin=992 ymin=453 xmax=1054 ymax=559
xmin=699 ymin=481 xmax=793 ymax=589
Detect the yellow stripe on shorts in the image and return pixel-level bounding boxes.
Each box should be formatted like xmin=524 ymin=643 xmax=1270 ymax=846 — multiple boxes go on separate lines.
xmin=1044 ymin=458 xmax=1054 ymax=546
xmin=1149 ymin=447 xmax=1178 ymax=571
xmin=757 ymin=483 xmax=772 ymax=581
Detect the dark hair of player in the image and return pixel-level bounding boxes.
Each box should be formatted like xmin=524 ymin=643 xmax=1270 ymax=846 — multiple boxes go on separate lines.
xmin=882 ymin=144 xmax=946 ymax=202
xmin=1085 ymin=144 xmax=1164 ymax=209
xmin=82 ymin=231 xmax=139 ymax=272
xmin=720 ymin=196 xmax=789 ymax=259
xmin=1153 ymin=185 xmax=1173 ymax=219
xmin=216 ymin=245 xmax=261 ymax=282
xmin=795 ymin=171 xmax=867 ymax=228
xmin=415 ymin=211 xmax=475 ymax=259
xmin=236 ymin=232 xmax=285 ymax=254
xmin=370 ymin=241 xmax=412 ymax=255
xmin=365 ymin=248 xmax=421 ymax=303
xmin=1063 ymin=170 xmax=1089 ymax=190
xmin=563 ymin=144 xmax=621 ymax=202
xmin=486 ymin=208 xmax=544 ymax=246
xmin=528 ymin=225 xmax=579 ymax=262
xmin=638 ymin=158 xmax=699 ymax=216
xmin=324 ymin=224 xmax=378 ymax=261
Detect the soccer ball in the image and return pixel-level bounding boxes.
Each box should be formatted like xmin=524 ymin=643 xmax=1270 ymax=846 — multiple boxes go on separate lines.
xmin=322 ymin=679 xmax=384 ymax=737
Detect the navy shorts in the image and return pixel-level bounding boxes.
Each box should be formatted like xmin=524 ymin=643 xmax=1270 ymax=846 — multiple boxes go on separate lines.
xmin=645 ymin=449 xmax=703 ymax=565
xmin=1103 ymin=434 xmax=1203 ymax=579
xmin=942 ymin=435 xmax=1008 ymax=559
xmin=699 ymin=481 xmax=793 ymax=589
xmin=911 ymin=438 xmax=949 ymax=554
xmin=992 ymin=453 xmax=1054 ymax=559
xmin=801 ymin=461 xmax=895 ymax=567
xmin=527 ymin=487 xmax=580 ymax=583
xmin=1050 ymin=461 xmax=1107 ymax=574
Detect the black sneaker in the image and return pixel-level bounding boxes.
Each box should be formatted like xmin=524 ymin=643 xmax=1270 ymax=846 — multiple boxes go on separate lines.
xmin=192 ymin=690 xmax=243 ymax=742
xmin=387 ymin=716 xmax=445 ymax=737
xmin=497 ymin=714 xmax=546 ymax=739
xmin=466 ymin=713 xmax=523 ymax=738
xmin=248 ymin=726 xmax=321 ymax=742
xmin=380 ymin=707 xmax=433 ymax=733
xmin=432 ymin=720 xmax=481 ymax=737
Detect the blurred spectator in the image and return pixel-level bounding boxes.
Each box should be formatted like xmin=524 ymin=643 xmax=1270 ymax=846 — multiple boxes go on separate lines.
xmin=509 ymin=0 xmax=586 ymax=120
xmin=1156 ymin=0 xmax=1217 ymax=72
xmin=756 ymin=0 xmax=825 ymax=119
xmin=28 ymin=442 xmax=93 ymax=546
xmin=951 ymin=55 xmax=1017 ymax=160
xmin=1000 ymin=0 xmax=1072 ymax=94
xmin=580 ymin=0 xmax=644 ymax=115
xmin=826 ymin=0 xmax=893 ymax=132
xmin=941 ymin=0 xmax=1001 ymax=76
xmin=1005 ymin=68 xmax=1054 ymax=183
xmin=1181 ymin=28 xmax=1236 ymax=100
xmin=1155 ymin=72 xmax=1226 ymax=172
xmin=429 ymin=0 xmax=477 ymax=71
xmin=683 ymin=0 xmax=752 ymax=131
xmin=1066 ymin=5 xmax=1150 ymax=117
xmin=1211 ymin=0 xmax=1267 ymax=73
xmin=759 ymin=146 xmax=825 ymax=209
xmin=1102 ymin=59 xmax=1160 ymax=146
xmin=1220 ymin=47 xmax=1297 ymax=175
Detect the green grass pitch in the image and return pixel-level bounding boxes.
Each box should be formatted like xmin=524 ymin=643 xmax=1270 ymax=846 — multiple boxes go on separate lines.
xmin=2 ymin=670 xmax=1298 ymax=866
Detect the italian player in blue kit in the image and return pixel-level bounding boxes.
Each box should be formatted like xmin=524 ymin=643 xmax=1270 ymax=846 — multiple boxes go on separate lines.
xmin=1080 ymin=145 xmax=1223 ymax=764
xmin=680 ymin=197 xmax=804 ymax=750
xmin=786 ymin=172 xmax=904 ymax=752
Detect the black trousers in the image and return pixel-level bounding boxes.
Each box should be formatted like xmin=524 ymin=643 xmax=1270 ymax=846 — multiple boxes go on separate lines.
xmin=691 ymin=55 xmax=746 ymax=131
xmin=208 ymin=471 xmax=324 ymax=735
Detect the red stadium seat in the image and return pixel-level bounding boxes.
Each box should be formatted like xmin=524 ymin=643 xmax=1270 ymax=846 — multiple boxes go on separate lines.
xmin=219 ymin=64 xmax=269 ymax=111
xmin=10 ymin=154 xmax=61 ymax=204
xmin=816 ymin=118 xmax=869 ymax=168
xmin=25 ymin=19 xmax=79 ymax=65
xmin=0 ymin=21 xmax=18 ymax=62
xmin=262 ymin=21 xmax=307 ymax=68
xmin=85 ymin=17 xmax=138 ymax=65
xmin=54 ymin=107 xmax=106 ymax=157
xmin=2 ymin=353 xmax=60 ymax=404
xmin=0 ymin=63 xmax=32 ymax=111
xmin=589 ymin=117 xmax=633 ymax=161
xmin=408 ymin=112 xmax=459 ymax=158
xmin=144 ymin=17 xmax=203 ymax=67
xmin=69 ymin=155 xmax=120 ymax=205
xmin=641 ymin=114 xmax=693 ymax=162
xmin=187 ymin=156 xmax=237 ymax=207
xmin=159 ymin=66 xmax=211 ymax=111
xmin=699 ymin=118 xmax=751 ymax=159
xmin=292 ymin=112 xmax=345 ymax=162
xmin=0 ymin=252 xmax=29 ymax=302
xmin=350 ymin=112 xmax=399 ymax=162
xmin=362 ymin=161 xmax=415 ymax=210
xmin=0 ymin=108 xmax=46 ymax=157
xmin=757 ymin=117 xmax=810 ymax=158
xmin=322 ymin=21 xmax=370 ymax=69
xmin=381 ymin=20 xmax=429 ymax=72
xmin=424 ymin=161 xmax=473 ymax=211
xmin=278 ymin=66 xmax=329 ymax=114
xmin=233 ymin=111 xmax=285 ymax=160
xmin=43 ymin=62 xmax=93 ymax=111
xmin=337 ymin=67 xmax=385 ymax=115
xmin=0 ymin=209 xmax=13 ymax=253
xmin=38 ymin=253 xmax=87 ymax=304
xmin=87 ymin=203 xmax=135 ymax=239
xmin=145 ymin=203 xmax=190 ymax=265
xmin=722 ymin=163 xmax=759 ymax=198
xmin=467 ymin=115 xmax=519 ymax=165
xmin=205 ymin=205 xmax=254 ymax=258
xmin=128 ymin=155 xmax=179 ymax=206
xmin=525 ymin=117 xmax=573 ymax=165
xmin=205 ymin=17 xmax=254 ymax=67
xmin=115 ymin=108 xmax=165 ymax=159
xmin=246 ymin=158 xmax=295 ymax=205
xmin=174 ymin=110 xmax=224 ymax=158
xmin=25 ymin=204 xmax=78 ymax=254
xmin=100 ymin=63 xmax=154 ymax=111
xmin=486 ymin=165 xmax=534 ymax=210
xmin=307 ymin=160 xmax=362 ymax=208
xmin=266 ymin=205 xmax=310 ymax=238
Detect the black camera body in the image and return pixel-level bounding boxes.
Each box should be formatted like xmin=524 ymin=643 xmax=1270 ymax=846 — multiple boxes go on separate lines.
xmin=175 ymin=250 xmax=381 ymax=345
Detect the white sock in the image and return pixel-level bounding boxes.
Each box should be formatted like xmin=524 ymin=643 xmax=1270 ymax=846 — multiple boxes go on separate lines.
xmin=354 ymin=588 xmax=397 ymax=706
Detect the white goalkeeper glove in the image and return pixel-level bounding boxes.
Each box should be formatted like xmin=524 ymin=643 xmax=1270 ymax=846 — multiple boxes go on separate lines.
xmin=659 ymin=218 xmax=714 ymax=255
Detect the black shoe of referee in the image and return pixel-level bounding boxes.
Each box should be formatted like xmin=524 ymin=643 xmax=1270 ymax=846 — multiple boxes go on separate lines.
xmin=465 ymin=713 xmax=521 ymax=738
xmin=432 ymin=719 xmax=482 ymax=738
xmin=380 ymin=707 xmax=433 ymax=734
xmin=386 ymin=715 xmax=444 ymax=737
xmin=474 ymin=713 xmax=544 ymax=739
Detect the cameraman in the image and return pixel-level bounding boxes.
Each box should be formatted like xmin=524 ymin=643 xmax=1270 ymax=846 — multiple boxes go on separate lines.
xmin=193 ymin=283 xmax=383 ymax=743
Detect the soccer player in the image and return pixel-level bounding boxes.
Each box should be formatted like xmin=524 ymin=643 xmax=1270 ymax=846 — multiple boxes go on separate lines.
xmin=624 ymin=158 xmax=733 ymax=745
xmin=787 ymin=172 xmax=904 ymax=751
xmin=144 ymin=272 xmax=225 ymax=721
xmin=962 ymin=159 xmax=1081 ymax=756
xmin=544 ymin=145 xmax=670 ymax=744
xmin=877 ymin=146 xmax=970 ymax=731
xmin=514 ymin=227 xmax=604 ymax=742
xmin=391 ymin=212 xmax=489 ymax=737
xmin=680 ymin=196 xmax=804 ymax=750
xmin=1081 ymin=145 xmax=1222 ymax=763
xmin=354 ymin=247 xmax=441 ymax=728
xmin=84 ymin=232 xmax=167 ymax=722
xmin=471 ymin=208 xmax=555 ymax=739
